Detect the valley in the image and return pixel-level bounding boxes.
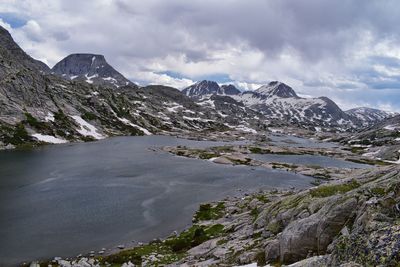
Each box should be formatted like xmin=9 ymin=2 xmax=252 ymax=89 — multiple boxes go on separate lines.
xmin=0 ymin=23 xmax=399 ymax=267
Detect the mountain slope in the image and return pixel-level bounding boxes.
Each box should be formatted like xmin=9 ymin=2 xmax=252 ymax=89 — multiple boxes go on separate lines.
xmin=342 ymin=114 xmax=400 ymax=161
xmin=52 ymin=53 xmax=134 ymax=88
xmin=183 ymin=80 xmax=390 ymax=131
xmin=346 ymin=107 xmax=393 ymax=126
xmin=0 ymin=26 xmax=239 ymax=149
xmin=231 ymin=82 xmax=357 ymax=131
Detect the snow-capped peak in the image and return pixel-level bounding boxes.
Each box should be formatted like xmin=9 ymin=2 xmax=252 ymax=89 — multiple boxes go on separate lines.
xmin=255 ymin=81 xmax=298 ymax=98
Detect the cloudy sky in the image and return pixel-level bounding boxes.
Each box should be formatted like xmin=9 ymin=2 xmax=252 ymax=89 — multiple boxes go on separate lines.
xmin=1 ymin=0 xmax=400 ymax=111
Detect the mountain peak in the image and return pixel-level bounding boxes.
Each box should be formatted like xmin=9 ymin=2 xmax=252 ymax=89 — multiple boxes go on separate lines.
xmin=220 ymin=84 xmax=241 ymax=95
xmin=182 ymin=80 xmax=220 ymax=97
xmin=182 ymin=80 xmax=241 ymax=97
xmin=52 ymin=53 xmax=133 ymax=88
xmin=255 ymin=81 xmax=298 ymax=98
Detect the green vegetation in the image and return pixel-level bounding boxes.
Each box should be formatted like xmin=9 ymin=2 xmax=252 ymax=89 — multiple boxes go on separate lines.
xmin=81 ymin=111 xmax=98 ymax=121
xmin=99 ymin=224 xmax=225 ymax=266
xmin=310 ymin=179 xmax=361 ymax=198
xmin=266 ymin=221 xmax=283 ymax=234
xmin=213 ymin=146 xmax=235 ymax=153
xmin=350 ymin=146 xmax=365 ymax=154
xmin=229 ymin=157 xmax=252 ymax=165
xmin=249 ymin=146 xmax=271 ymax=154
xmin=250 ymin=207 xmax=260 ymax=221
xmin=7 ymin=123 xmax=31 ymax=145
xmin=24 ymin=112 xmax=51 ymax=132
xmin=198 ymin=151 xmax=218 ymax=159
xmin=370 ymin=187 xmax=385 ymax=196
xmin=255 ymin=194 xmax=270 ymax=203
xmin=53 ymin=110 xmax=76 ymax=138
xmin=193 ymin=202 xmax=225 ymax=222
xmin=271 ymin=162 xmax=298 ymax=170
xmin=255 ymin=250 xmax=267 ymax=266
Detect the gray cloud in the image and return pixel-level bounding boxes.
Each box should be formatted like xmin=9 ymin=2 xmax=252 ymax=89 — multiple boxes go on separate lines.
xmin=1 ymin=0 xmax=400 ymax=111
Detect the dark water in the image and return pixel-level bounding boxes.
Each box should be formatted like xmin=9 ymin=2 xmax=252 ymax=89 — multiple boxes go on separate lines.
xmin=250 ymin=153 xmax=370 ymax=169
xmin=0 ymin=136 xmax=314 ymax=266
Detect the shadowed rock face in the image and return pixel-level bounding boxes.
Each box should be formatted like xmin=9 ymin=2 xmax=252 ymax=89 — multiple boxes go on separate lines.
xmin=220 ymin=84 xmax=241 ymax=95
xmin=52 ymin=53 xmax=134 ymax=88
xmin=182 ymin=80 xmax=222 ymax=97
xmin=0 ymin=26 xmax=50 ymax=73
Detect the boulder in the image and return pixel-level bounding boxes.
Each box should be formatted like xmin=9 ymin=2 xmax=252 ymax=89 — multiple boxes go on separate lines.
xmin=264 ymin=239 xmax=280 ymax=262
xmin=280 ymin=197 xmax=357 ymax=263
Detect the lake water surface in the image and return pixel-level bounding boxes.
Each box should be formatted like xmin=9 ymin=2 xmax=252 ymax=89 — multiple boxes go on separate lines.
xmin=0 ymin=136 xmax=314 ymax=266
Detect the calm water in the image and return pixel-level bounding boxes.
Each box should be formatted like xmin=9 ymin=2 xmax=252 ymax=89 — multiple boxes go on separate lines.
xmin=0 ymin=136 xmax=314 ymax=266
xmin=250 ymin=153 xmax=370 ymax=169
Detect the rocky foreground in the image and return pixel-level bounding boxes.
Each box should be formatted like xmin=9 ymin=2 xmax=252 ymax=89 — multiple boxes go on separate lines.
xmin=33 ymin=163 xmax=400 ymax=267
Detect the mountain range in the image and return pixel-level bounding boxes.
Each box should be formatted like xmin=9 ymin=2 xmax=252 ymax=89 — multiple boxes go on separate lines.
xmin=0 ymin=25 xmax=395 ymax=148
xmin=182 ymin=80 xmax=393 ymax=130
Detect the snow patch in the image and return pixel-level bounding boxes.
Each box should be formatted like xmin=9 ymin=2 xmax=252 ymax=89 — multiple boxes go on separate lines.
xmin=384 ymin=124 xmax=398 ymax=131
xmin=71 ymin=115 xmax=105 ymax=139
xmin=45 ymin=112 xmax=55 ymax=122
xmin=117 ymin=117 xmax=152 ymax=135
xmin=32 ymin=134 xmax=68 ymax=144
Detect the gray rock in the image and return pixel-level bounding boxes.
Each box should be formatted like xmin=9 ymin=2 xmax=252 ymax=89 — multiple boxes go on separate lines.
xmin=264 ymin=239 xmax=280 ymax=262
xmin=285 ymin=255 xmax=330 ymax=267
xmin=280 ymin=197 xmax=357 ymax=263
xmin=52 ymin=54 xmax=134 ymax=88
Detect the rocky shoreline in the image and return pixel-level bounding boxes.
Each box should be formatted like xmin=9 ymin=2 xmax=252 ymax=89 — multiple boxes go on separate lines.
xmin=161 ymin=142 xmax=391 ymax=183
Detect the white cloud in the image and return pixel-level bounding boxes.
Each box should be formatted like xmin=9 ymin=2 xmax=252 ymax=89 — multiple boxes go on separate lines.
xmin=134 ymin=72 xmax=193 ymax=89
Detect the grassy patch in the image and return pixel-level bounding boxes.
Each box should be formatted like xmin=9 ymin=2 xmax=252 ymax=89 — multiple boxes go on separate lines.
xmin=198 ymin=151 xmax=218 ymax=159
xmin=81 ymin=111 xmax=98 ymax=121
xmin=266 ymin=221 xmax=283 ymax=234
xmin=193 ymin=202 xmax=225 ymax=222
xmin=250 ymin=208 xmax=260 ymax=221
xmin=6 ymin=123 xmax=32 ymax=145
xmin=370 ymin=187 xmax=385 ymax=196
xmin=24 ymin=113 xmax=51 ymax=132
xmin=255 ymin=194 xmax=270 ymax=203
xmin=229 ymin=157 xmax=252 ymax=165
xmin=249 ymin=147 xmax=271 ymax=154
xmin=310 ymin=179 xmax=361 ymax=198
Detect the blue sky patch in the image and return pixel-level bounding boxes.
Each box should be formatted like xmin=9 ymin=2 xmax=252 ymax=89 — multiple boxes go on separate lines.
xmin=0 ymin=12 xmax=27 ymax=28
